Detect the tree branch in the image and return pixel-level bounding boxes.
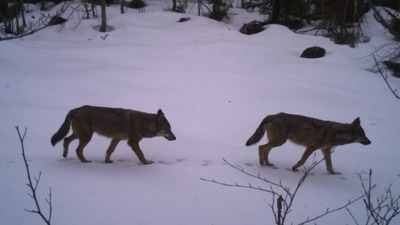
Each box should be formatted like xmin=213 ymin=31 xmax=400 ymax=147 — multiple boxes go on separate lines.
xmin=367 ymin=0 xmax=400 ymax=41
xmin=16 ymin=126 xmax=52 ymax=225
xmin=297 ymin=194 xmax=365 ymax=225
xmin=373 ymin=55 xmax=400 ymax=101
xmin=201 ymin=152 xmax=382 ymax=225
xmin=359 ymin=169 xmax=400 ymax=225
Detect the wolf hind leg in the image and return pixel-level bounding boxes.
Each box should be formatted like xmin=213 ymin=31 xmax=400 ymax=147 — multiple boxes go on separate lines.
xmin=63 ymin=133 xmax=77 ymax=158
xmin=105 ymin=139 xmax=120 ymax=163
xmin=292 ymin=146 xmax=318 ymax=172
xmin=75 ymin=135 xmax=92 ymax=163
xmin=258 ymin=140 xmax=286 ymax=166
xmin=259 ymin=146 xmax=273 ymax=166
xmin=258 ymin=144 xmax=273 ymax=166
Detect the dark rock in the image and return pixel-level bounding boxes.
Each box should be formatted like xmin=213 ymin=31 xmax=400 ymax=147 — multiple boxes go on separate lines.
xmin=178 ymin=17 xmax=191 ymax=23
xmin=383 ymin=61 xmax=400 ymax=78
xmin=48 ymin=16 xmax=67 ymax=26
xmin=239 ymin=21 xmax=266 ymax=35
xmin=301 ymin=46 xmax=326 ymax=58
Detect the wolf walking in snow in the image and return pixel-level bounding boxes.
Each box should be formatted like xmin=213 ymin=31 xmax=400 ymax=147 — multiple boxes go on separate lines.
xmin=245 ymin=113 xmax=371 ymax=174
xmin=51 ymin=105 xmax=176 ymax=164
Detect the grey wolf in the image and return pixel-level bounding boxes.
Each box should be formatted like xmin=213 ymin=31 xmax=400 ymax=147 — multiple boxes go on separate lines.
xmin=245 ymin=113 xmax=371 ymax=174
xmin=51 ymin=105 xmax=176 ymax=164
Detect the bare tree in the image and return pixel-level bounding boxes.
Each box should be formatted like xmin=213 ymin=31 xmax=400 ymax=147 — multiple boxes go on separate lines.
xmin=16 ymin=127 xmax=52 ymax=225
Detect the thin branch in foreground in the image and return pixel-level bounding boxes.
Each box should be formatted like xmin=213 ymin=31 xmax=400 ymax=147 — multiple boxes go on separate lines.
xmin=297 ymin=194 xmax=366 ymax=225
xmin=16 ymin=126 xmax=52 ymax=225
xmin=201 ymin=156 xmax=367 ymax=225
xmin=367 ymin=0 xmax=400 ymax=41
xmin=373 ymin=55 xmax=400 ymax=101
xmin=360 ymin=169 xmax=400 ymax=225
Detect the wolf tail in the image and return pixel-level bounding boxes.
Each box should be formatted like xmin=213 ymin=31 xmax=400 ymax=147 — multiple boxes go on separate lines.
xmin=51 ymin=109 xmax=77 ymax=146
xmin=245 ymin=117 xmax=270 ymax=146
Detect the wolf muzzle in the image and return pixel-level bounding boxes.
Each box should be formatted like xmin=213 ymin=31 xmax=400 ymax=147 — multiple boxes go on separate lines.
xmin=361 ymin=138 xmax=371 ymax=145
xmin=165 ymin=133 xmax=176 ymax=141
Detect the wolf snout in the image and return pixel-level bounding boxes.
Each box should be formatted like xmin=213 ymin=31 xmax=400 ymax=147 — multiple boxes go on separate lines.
xmin=361 ymin=138 xmax=371 ymax=145
xmin=166 ymin=134 xmax=176 ymax=141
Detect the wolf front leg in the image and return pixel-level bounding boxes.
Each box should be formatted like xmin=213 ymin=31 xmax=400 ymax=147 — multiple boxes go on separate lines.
xmin=127 ymin=139 xmax=154 ymax=164
xmin=321 ymin=146 xmax=340 ymax=174
xmin=292 ymin=146 xmax=318 ymax=172
xmin=105 ymin=139 xmax=120 ymax=163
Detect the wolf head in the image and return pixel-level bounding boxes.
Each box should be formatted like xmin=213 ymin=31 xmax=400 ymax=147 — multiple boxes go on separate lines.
xmin=156 ymin=109 xmax=176 ymax=141
xmin=352 ymin=117 xmax=371 ymax=145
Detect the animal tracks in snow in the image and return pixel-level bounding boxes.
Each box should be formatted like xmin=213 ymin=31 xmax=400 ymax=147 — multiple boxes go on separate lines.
xmin=156 ymin=158 xmax=256 ymax=167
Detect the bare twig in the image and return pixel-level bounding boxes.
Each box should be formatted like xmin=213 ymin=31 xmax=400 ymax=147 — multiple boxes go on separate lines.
xmin=367 ymin=0 xmax=400 ymax=41
xmin=297 ymin=194 xmax=365 ymax=225
xmin=373 ymin=55 xmax=400 ymax=101
xmin=346 ymin=206 xmax=360 ymax=225
xmin=201 ymin=153 xmax=373 ymax=225
xmin=16 ymin=126 xmax=52 ymax=225
xmin=360 ymin=169 xmax=400 ymax=225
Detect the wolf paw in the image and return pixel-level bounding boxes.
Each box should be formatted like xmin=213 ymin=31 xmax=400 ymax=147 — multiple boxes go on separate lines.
xmin=329 ymin=171 xmax=341 ymax=175
xmin=143 ymin=160 xmax=154 ymax=165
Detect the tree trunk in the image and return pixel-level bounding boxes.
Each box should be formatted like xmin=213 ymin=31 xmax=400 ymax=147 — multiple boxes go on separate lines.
xmin=91 ymin=0 xmax=96 ymax=17
xmin=271 ymin=0 xmax=281 ymax=23
xmin=15 ymin=2 xmax=20 ymax=35
xmin=121 ymin=0 xmax=125 ymax=14
xmin=83 ymin=0 xmax=90 ymax=19
xmin=100 ymin=0 xmax=107 ymax=32
xmin=198 ymin=0 xmax=201 ymax=16
xmin=172 ymin=0 xmax=177 ymax=11
xmin=40 ymin=0 xmax=46 ymax=10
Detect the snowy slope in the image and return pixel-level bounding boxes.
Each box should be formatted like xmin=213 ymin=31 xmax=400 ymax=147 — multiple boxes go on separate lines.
xmin=1 ymin=2 xmax=400 ymax=225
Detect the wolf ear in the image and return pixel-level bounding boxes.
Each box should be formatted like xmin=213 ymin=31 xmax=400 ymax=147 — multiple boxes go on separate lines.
xmin=352 ymin=117 xmax=361 ymax=125
xmin=157 ymin=109 xmax=165 ymax=122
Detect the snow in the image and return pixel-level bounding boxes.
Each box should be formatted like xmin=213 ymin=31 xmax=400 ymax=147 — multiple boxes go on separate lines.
xmin=1 ymin=2 xmax=400 ymax=225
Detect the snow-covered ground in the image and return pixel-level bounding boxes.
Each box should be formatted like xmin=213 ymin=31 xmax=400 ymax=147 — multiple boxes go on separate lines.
xmin=1 ymin=1 xmax=400 ymax=224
